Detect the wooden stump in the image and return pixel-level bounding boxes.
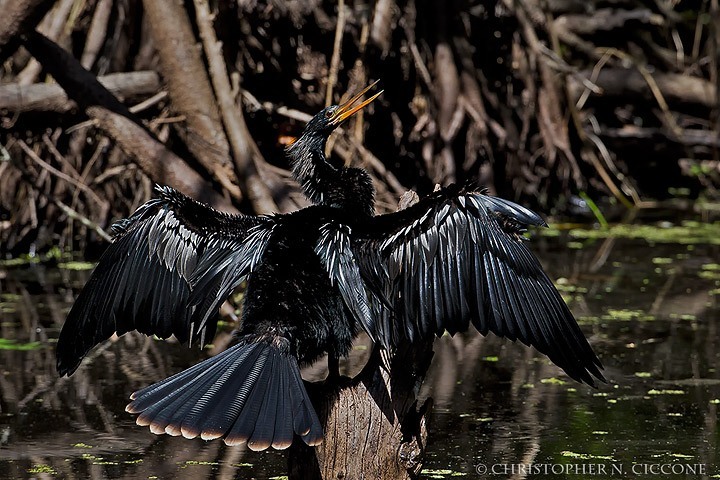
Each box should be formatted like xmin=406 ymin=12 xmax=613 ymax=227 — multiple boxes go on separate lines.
xmin=288 ymin=340 xmax=434 ymax=479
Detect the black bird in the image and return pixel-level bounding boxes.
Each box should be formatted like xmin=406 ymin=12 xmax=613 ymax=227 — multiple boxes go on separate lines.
xmin=56 ymin=82 xmax=604 ymax=451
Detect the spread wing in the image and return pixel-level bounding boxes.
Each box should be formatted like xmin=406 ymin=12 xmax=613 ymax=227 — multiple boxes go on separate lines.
xmin=346 ymin=186 xmax=604 ymax=386
xmin=56 ymin=185 xmax=275 ymax=376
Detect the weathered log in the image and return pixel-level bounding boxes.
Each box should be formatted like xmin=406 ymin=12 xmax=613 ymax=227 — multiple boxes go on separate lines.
xmin=555 ymin=8 xmax=664 ymax=35
xmin=568 ymin=68 xmax=717 ymax=109
xmin=598 ymin=126 xmax=720 ymax=148
xmin=86 ymin=106 xmax=237 ymax=209
xmin=0 ymin=71 xmax=161 ymax=113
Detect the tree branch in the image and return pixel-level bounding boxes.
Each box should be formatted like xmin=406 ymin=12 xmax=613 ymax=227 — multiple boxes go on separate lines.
xmin=0 ymin=0 xmax=56 ymax=62
xmin=193 ymin=0 xmax=279 ymax=214
xmin=141 ymin=0 xmax=242 ymax=201
xmin=20 ymin=30 xmax=235 ymax=211
xmin=0 ymin=71 xmax=161 ymax=113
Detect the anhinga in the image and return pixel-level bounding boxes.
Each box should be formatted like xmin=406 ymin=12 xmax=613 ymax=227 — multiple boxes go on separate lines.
xmin=56 ymin=82 xmax=604 ymax=451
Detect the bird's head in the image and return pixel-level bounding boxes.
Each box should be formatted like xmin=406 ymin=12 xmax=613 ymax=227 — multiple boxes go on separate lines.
xmin=298 ymin=80 xmax=383 ymax=140
xmin=288 ymin=81 xmax=382 ymax=208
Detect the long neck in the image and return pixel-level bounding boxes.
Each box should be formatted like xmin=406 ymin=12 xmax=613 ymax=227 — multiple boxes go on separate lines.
xmin=288 ymin=137 xmax=337 ymax=205
xmin=287 ymin=135 xmax=375 ymax=217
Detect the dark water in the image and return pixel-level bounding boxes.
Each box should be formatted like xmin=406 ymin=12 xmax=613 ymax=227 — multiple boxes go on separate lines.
xmin=1 ymin=220 xmax=719 ymax=479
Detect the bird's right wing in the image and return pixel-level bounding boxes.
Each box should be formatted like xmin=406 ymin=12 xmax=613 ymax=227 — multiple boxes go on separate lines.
xmin=56 ymin=185 xmax=275 ymax=376
xmin=349 ymin=186 xmax=604 ymax=386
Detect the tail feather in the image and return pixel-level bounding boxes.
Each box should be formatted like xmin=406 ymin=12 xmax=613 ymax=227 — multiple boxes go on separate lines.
xmin=227 ymin=353 xmax=275 ymax=449
xmin=193 ymin=346 xmax=267 ymax=440
xmin=126 ymin=338 xmax=322 ymax=450
xmin=271 ymin=365 xmax=295 ymax=449
xmin=135 ymin=351 xmax=243 ymax=435
xmin=169 ymin=346 xmax=263 ymax=437
xmin=180 ymin=345 xmax=266 ymax=439
xmin=127 ymin=348 xmax=238 ymax=414
xmin=162 ymin=347 xmax=260 ymax=437
xmin=128 ymin=348 xmax=226 ymax=402
xmin=248 ymin=353 xmax=285 ymax=450
xmin=289 ymin=365 xmax=323 ymax=445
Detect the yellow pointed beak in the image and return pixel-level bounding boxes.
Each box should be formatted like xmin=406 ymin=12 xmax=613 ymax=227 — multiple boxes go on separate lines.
xmin=329 ymin=80 xmax=383 ymax=125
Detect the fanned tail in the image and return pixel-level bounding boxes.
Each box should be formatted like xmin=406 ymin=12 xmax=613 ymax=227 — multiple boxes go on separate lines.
xmin=126 ymin=337 xmax=322 ymax=450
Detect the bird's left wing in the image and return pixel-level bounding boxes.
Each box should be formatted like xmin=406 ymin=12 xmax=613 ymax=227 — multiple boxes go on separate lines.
xmin=56 ymin=185 xmax=275 ymax=376
xmin=348 ymin=186 xmax=604 ymax=386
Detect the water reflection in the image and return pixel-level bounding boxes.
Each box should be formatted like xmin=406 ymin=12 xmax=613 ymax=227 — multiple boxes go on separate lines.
xmin=1 ymin=226 xmax=719 ymax=479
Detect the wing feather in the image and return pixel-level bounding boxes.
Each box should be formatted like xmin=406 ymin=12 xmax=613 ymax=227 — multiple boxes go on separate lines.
xmin=314 ymin=223 xmax=376 ymax=340
xmin=56 ymin=185 xmax=275 ymax=376
xmin=352 ymin=186 xmax=604 ymax=386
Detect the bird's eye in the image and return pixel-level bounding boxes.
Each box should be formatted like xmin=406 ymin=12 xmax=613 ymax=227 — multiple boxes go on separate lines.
xmin=325 ymin=109 xmax=334 ymax=118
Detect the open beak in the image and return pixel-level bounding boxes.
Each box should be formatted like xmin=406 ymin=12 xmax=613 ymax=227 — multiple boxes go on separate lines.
xmin=329 ymin=80 xmax=383 ymax=126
